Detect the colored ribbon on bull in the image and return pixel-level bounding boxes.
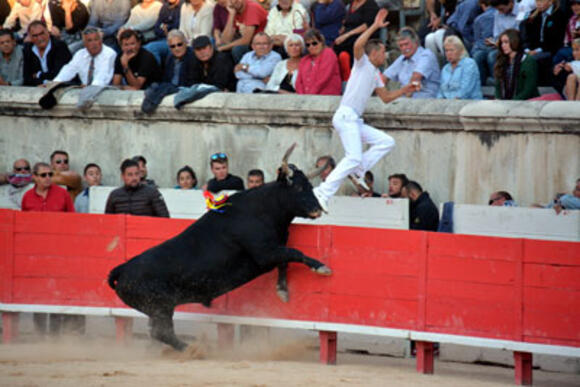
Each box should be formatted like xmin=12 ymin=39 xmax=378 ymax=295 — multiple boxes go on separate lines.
xmin=203 ymin=190 xmax=232 ymax=213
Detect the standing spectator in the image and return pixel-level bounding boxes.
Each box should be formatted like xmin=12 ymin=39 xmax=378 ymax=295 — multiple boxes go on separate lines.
xmin=120 ymin=0 xmax=163 ymax=44
xmin=382 ymin=27 xmax=440 ymax=100
xmin=180 ymin=0 xmax=214 ymax=45
xmin=471 ymin=0 xmax=497 ymax=85
xmin=315 ymin=155 xmax=336 ymax=182
xmin=105 ymin=159 xmax=169 ymax=217
xmin=74 ymin=163 xmax=102 ymax=213
xmin=437 ymin=35 xmax=483 ymax=99
xmin=44 ymin=0 xmax=90 ymax=53
xmin=0 ymin=29 xmax=24 ymax=86
xmin=563 ymin=38 xmax=580 ymax=99
xmin=53 ymin=26 xmax=117 ymax=86
xmin=87 ymin=0 xmax=131 ymax=49
xmin=217 ymin=0 xmax=268 ymax=63
xmin=264 ymin=0 xmax=308 ymax=53
xmin=312 ymin=0 xmax=346 ymax=46
xmin=235 ymin=32 xmax=281 ymax=93
xmin=132 ymin=155 xmax=157 ymax=187
xmin=206 ymin=152 xmax=245 ymax=192
xmin=382 ymin=173 xmax=409 ymax=198
xmin=0 ymin=0 xmax=10 ymax=27
xmin=50 ymin=150 xmax=83 ymax=200
xmin=2 ymin=0 xmax=43 ymax=40
xmin=0 ymin=158 xmax=34 ymax=209
xmin=262 ymin=33 xmax=303 ymax=93
xmin=144 ymin=0 xmax=181 ymax=64
xmin=488 ymin=190 xmax=517 ymax=206
xmin=494 ymin=28 xmax=539 ymax=99
xmin=191 ymin=35 xmax=236 ymax=90
xmin=113 ymin=29 xmax=160 ymax=90
xmin=213 ymin=0 xmax=229 ymax=47
xmin=295 ymin=29 xmax=342 ymax=95
xmin=175 ymin=165 xmax=197 ymax=189
xmin=247 ymin=168 xmax=264 ymax=188
xmin=401 ymin=180 xmax=439 ymax=231
xmin=162 ymin=29 xmax=195 ymax=86
xmin=22 ymin=21 xmax=72 ymax=86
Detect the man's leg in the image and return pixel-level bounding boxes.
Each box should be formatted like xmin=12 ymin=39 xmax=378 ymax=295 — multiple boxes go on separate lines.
xmin=357 ymin=123 xmax=396 ymax=175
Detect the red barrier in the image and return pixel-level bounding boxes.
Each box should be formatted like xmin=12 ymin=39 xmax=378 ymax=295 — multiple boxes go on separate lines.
xmin=1 ymin=209 xmax=579 ymax=384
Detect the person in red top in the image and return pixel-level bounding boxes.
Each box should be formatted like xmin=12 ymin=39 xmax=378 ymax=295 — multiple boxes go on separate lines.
xmin=22 ymin=162 xmax=75 ymax=213
xmin=296 ymin=29 xmax=342 ymax=95
xmin=217 ymin=0 xmax=267 ymax=62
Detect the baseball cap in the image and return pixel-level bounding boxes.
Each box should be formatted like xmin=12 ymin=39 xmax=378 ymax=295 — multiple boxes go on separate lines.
xmin=192 ymin=35 xmax=211 ymax=49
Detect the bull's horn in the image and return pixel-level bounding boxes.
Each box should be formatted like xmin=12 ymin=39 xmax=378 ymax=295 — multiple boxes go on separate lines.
xmin=306 ymin=159 xmax=329 ymax=179
xmin=280 ymin=143 xmax=297 ymax=176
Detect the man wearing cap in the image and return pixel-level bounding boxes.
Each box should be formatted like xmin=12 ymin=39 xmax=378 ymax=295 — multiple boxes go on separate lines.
xmin=191 ymin=35 xmax=236 ymax=90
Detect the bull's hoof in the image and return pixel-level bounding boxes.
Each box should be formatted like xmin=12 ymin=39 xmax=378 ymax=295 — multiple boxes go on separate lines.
xmin=315 ymin=265 xmax=332 ymax=276
xmin=183 ymin=342 xmax=207 ymax=360
xmin=276 ymin=288 xmax=289 ymax=303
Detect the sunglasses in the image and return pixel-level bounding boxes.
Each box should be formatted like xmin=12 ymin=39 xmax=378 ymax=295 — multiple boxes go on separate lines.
xmin=36 ymin=172 xmax=54 ymax=178
xmin=305 ymin=41 xmax=319 ymax=48
xmin=488 ymin=197 xmax=502 ymax=205
xmin=211 ymin=152 xmax=228 ymax=161
xmin=15 ymin=166 xmax=31 ymax=172
xmin=169 ymin=42 xmax=184 ymax=49
xmin=55 ymin=159 xmax=69 ymax=164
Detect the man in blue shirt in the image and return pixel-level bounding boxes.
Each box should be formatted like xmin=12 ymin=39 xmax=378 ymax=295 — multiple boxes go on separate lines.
xmin=471 ymin=0 xmax=497 ymax=84
xmin=235 ymin=32 xmax=281 ymax=93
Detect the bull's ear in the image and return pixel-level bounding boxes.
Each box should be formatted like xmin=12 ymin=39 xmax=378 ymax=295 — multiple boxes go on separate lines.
xmin=276 ymin=166 xmax=293 ymax=186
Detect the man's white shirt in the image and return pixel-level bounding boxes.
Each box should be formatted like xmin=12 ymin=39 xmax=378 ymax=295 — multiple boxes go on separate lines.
xmin=54 ymin=45 xmax=117 ymax=86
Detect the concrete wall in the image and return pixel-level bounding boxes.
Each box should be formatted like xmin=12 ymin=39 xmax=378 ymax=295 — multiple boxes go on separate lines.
xmin=0 ymin=87 xmax=579 ymax=206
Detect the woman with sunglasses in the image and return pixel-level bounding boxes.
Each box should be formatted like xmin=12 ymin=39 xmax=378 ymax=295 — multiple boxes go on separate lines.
xmin=295 ymin=29 xmax=341 ymax=95
xmin=163 ymin=29 xmax=195 ymax=86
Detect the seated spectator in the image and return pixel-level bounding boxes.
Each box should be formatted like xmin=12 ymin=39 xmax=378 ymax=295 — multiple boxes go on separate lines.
xmin=53 ymin=27 xmax=117 ymax=86
xmin=247 ymin=168 xmax=264 ymax=188
xmin=132 ymin=155 xmax=157 ymax=187
xmin=563 ymin=38 xmax=580 ymax=100
xmin=418 ymin=0 xmax=458 ymax=45
xmin=315 ymin=155 xmax=336 ymax=182
xmin=179 ymin=0 xmax=214 ymax=45
xmin=295 ymin=29 xmax=341 ymax=95
xmin=552 ymin=1 xmax=580 ymax=94
xmin=175 ymin=165 xmax=198 ymax=189
xmin=22 ymin=162 xmax=75 ymax=212
xmin=206 ymin=152 xmax=244 ymax=193
xmin=113 ymin=29 xmax=161 ymax=90
xmin=217 ymin=0 xmax=268 ymax=63
xmin=312 ymin=0 xmax=346 ymax=46
xmin=494 ymin=28 xmax=539 ymax=99
xmin=74 ymin=163 xmax=102 ymax=213
xmin=50 ymin=150 xmax=82 ymax=200
xmin=87 ymin=0 xmax=131 ymax=49
xmin=0 ymin=158 xmax=34 ymax=209
xmin=144 ymin=0 xmax=181 ymax=64
xmin=0 ymin=0 xmax=10 ymax=27
xmin=2 ymin=0 xmax=43 ymax=40
xmin=44 ymin=0 xmax=90 ymax=53
xmin=235 ymin=32 xmax=282 ymax=93
xmin=163 ymin=29 xmax=195 ymax=86
xmin=471 ymin=0 xmax=497 ymax=85
xmin=547 ymin=178 xmax=580 ymax=213
xmin=0 ymin=29 xmax=24 ymax=86
xmin=22 ymin=21 xmax=72 ymax=86
xmin=119 ymin=0 xmax=163 ymax=44
xmin=260 ymin=33 xmax=303 ymax=93
xmin=437 ymin=35 xmax=483 ymax=99
xmin=383 ymin=27 xmax=441 ymax=100
xmin=191 ymin=35 xmax=236 ymax=90
xmin=401 ymin=180 xmax=439 ymax=231
xmin=488 ymin=190 xmax=517 ymax=206
xmin=382 ymin=173 xmax=409 ymax=198
xmin=213 ymin=0 xmax=229 ymax=47
xmin=105 ymin=158 xmax=169 ymax=217
xmin=264 ymin=0 xmax=308 ymax=53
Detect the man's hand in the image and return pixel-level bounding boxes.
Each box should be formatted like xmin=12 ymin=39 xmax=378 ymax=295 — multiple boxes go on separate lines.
xmin=554 ymin=61 xmax=564 ymax=75
xmin=372 ymin=8 xmax=389 ymax=29
xmin=120 ymin=51 xmax=137 ymax=69
xmin=485 ymin=37 xmax=495 ymax=46
xmin=234 ymin=63 xmax=247 ymax=72
xmin=334 ymin=34 xmax=347 ymax=46
xmin=402 ymin=81 xmax=420 ymax=97
xmin=428 ymin=14 xmax=441 ymax=30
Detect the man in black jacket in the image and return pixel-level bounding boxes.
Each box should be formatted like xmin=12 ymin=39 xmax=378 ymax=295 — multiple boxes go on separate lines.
xmin=22 ymin=21 xmax=72 ymax=86
xmin=402 ymin=180 xmax=439 ymax=231
xmin=105 ymin=159 xmax=169 ymax=217
xmin=191 ymin=35 xmax=236 ymax=91
xmin=206 ymin=152 xmax=244 ymax=193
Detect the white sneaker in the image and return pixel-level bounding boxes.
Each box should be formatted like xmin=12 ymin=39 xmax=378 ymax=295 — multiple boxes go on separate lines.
xmin=313 ymin=189 xmax=329 ymax=213
xmin=349 ymin=173 xmax=370 ymax=191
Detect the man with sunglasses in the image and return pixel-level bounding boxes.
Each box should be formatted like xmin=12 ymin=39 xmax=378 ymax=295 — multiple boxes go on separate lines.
xmin=50 ymin=150 xmax=83 ymax=201
xmin=206 ymin=152 xmax=244 ymax=193
xmin=22 ymin=162 xmax=75 ymax=212
xmin=0 ymin=159 xmax=34 ymax=209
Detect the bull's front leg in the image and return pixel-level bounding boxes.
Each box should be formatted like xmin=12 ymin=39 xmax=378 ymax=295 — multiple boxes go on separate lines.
xmin=261 ymin=247 xmax=332 ymax=276
xmin=276 ymin=263 xmax=289 ymax=302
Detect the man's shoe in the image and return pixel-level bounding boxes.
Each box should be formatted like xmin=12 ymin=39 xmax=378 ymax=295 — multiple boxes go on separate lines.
xmin=349 ymin=173 xmax=370 ymax=191
xmin=313 ymin=189 xmax=329 ymax=213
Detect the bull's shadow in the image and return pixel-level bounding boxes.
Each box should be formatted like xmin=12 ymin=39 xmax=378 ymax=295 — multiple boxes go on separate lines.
xmin=108 ymin=144 xmax=332 ymax=351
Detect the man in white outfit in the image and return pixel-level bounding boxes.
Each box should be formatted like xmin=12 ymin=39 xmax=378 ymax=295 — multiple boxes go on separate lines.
xmin=313 ymin=8 xmax=419 ymax=212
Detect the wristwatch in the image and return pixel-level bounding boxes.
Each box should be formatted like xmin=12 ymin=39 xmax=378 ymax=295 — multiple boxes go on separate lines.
xmin=243 ymin=64 xmax=249 ymax=71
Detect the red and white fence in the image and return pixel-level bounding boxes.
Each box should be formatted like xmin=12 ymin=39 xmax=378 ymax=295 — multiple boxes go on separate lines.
xmin=0 ymin=209 xmax=579 ymax=385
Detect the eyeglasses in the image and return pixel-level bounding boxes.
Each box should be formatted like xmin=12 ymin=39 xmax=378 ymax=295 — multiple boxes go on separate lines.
xmin=305 ymin=41 xmax=319 ymax=48
xmin=169 ymin=42 xmax=184 ymax=49
xmin=14 ymin=166 xmax=31 ymax=172
xmin=55 ymin=159 xmax=69 ymax=164
xmin=36 ymin=172 xmax=54 ymax=178
xmin=211 ymin=152 xmax=228 ymax=161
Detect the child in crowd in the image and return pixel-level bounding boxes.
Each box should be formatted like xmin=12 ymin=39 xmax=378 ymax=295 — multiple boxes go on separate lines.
xmin=175 ymin=165 xmax=197 ymax=189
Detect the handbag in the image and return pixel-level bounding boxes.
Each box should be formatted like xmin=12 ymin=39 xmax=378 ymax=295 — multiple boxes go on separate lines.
xmin=292 ymin=8 xmax=309 ymax=36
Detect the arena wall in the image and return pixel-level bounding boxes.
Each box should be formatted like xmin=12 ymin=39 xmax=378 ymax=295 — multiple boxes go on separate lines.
xmin=0 ymin=87 xmax=579 ymax=206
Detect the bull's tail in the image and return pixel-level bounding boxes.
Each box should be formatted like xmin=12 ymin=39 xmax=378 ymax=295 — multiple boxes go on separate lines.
xmin=108 ymin=265 xmax=124 ymax=290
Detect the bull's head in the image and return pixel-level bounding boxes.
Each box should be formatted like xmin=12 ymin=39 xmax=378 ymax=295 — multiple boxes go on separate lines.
xmin=277 ymin=143 xmax=324 ymax=219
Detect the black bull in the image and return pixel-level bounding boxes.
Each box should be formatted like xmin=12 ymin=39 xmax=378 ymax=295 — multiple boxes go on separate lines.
xmin=108 ymin=146 xmax=332 ymax=351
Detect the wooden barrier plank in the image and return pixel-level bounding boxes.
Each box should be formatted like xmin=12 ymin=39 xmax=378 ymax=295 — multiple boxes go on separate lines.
xmin=14 ymin=234 xmax=124 ymax=258
xmin=329 ymin=271 xmax=418 ymax=300
xmin=328 ymin=295 xmax=417 ymax=328
xmin=524 ymin=264 xmax=580 ymax=290
xmin=329 ymin=248 xmax=420 ymax=277
xmin=427 ymin=256 xmax=516 ymax=285
xmin=0 ymin=210 xmax=15 ymax=303
xmin=427 ymin=280 xmax=516 ymax=307
xmin=523 ymin=239 xmax=580 ymax=266
xmin=331 ymin=227 xmax=422 ymax=251
xmin=126 ymin=215 xmax=193 ymax=240
xmin=15 ymin=211 xmax=125 ymax=236
xmin=287 ymin=224 xmax=332 ymax=248
xmin=13 ymin=255 xmax=118 ymax=279
xmin=125 ymin=238 xmax=165 ymax=258
xmin=0 ymin=209 xmax=15 ymax=232
xmin=429 ymin=233 xmax=521 ymax=262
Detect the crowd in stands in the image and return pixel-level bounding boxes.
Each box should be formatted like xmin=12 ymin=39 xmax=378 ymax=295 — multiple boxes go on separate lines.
xmin=1 ymin=0 xmax=579 ymax=99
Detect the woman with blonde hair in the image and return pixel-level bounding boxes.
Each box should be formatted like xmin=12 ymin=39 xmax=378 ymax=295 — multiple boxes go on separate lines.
xmin=262 ymin=33 xmax=304 ymax=93
xmin=437 ymin=35 xmax=482 ymax=99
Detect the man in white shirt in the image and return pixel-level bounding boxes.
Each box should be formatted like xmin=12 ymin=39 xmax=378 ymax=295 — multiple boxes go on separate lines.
xmin=313 ymin=9 xmax=418 ymax=212
xmin=53 ymin=26 xmax=117 ymax=86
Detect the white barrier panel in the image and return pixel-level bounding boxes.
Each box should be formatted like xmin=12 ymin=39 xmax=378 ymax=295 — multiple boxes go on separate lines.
xmin=452 ymin=204 xmax=580 ymax=242
xmin=89 ymin=186 xmax=410 ymax=230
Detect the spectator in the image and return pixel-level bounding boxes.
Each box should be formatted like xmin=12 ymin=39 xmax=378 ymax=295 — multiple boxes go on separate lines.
xmin=50 ymin=150 xmax=83 ymax=200
xmin=492 ymin=0 xmax=518 ymax=42
xmin=144 ymin=0 xmax=181 ymax=64
xmin=547 ymin=178 xmax=580 ymax=213
xmin=235 ymin=32 xmax=281 ymax=93
xmin=0 ymin=29 xmax=24 ymax=86
xmin=382 ymin=27 xmax=441 ymax=100
xmin=418 ymin=0 xmax=458 ymax=45
xmin=191 ymin=34 xmax=236 ymax=90
xmin=437 ymin=35 xmax=483 ymax=99
xmin=295 ymin=29 xmax=341 ymax=95
xmin=44 ymin=0 xmax=90 ymax=53
xmin=552 ymin=1 xmax=580 ymax=95
xmin=315 ymin=155 xmax=336 ymax=182
xmin=53 ymin=26 xmax=117 ymax=86
xmin=264 ymin=0 xmax=308 ymax=53
xmin=247 ymin=168 xmax=264 ymax=188
xmin=132 ymin=155 xmax=157 ymax=187
xmin=2 ymin=0 xmax=43 ymax=40
xmin=113 ymin=28 xmax=161 ymax=90
xmin=259 ymin=33 xmax=303 ymax=93
xmin=206 ymin=152 xmax=245 ymax=192
xmin=563 ymin=38 xmax=580 ymax=99
xmin=159 ymin=29 xmax=194 ymax=86
xmin=22 ymin=21 xmax=72 ymax=86
xmin=0 ymin=158 xmax=34 ymax=209
xmin=105 ymin=158 xmax=169 ymax=217
xmin=217 ymin=0 xmax=268 ymax=63
xmin=312 ymin=0 xmax=346 ymax=46
xmin=0 ymin=0 xmax=10 ymax=26
xmin=179 ymin=0 xmax=214 ymax=45
xmin=471 ymin=0 xmax=497 ymax=85
xmin=212 ymin=0 xmax=229 ymax=46
xmin=383 ymin=173 xmax=409 ymax=198
xmin=74 ymin=163 xmax=102 ymax=213
xmin=494 ymin=28 xmax=539 ymax=99
xmin=87 ymin=0 xmax=131 ymax=49
xmin=120 ymin=0 xmax=163 ymax=44
xmin=401 ymin=180 xmax=439 ymax=231
xmin=175 ymin=165 xmax=197 ymax=189
xmin=488 ymin=190 xmax=517 ymax=206
xmin=351 ymin=170 xmax=381 ymax=197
